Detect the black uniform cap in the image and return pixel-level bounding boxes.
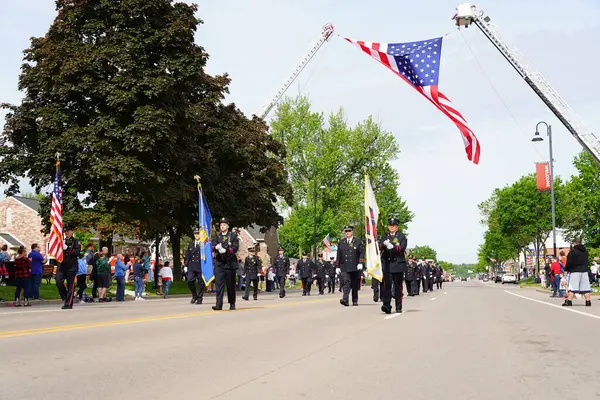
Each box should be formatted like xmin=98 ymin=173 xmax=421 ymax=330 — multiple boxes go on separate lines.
xmin=302 ymin=251 xmax=308 ymax=256
xmin=278 ymin=246 xmax=284 ymax=251
xmin=343 ymin=225 xmax=354 ymax=231
xmin=248 ymin=246 xmax=255 ymax=251
xmin=193 ymin=228 xmax=200 ymax=234
xmin=64 ymin=224 xmax=75 ymax=231
xmin=219 ymin=217 xmax=230 ymax=225
xmin=388 ymin=217 xmax=400 ymax=226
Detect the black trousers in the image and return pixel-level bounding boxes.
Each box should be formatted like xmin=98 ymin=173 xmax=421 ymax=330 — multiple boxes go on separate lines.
xmin=278 ymin=276 xmax=286 ymax=297
xmin=382 ymin=271 xmax=404 ymax=310
xmin=412 ymin=279 xmax=420 ymax=295
xmin=317 ymin=277 xmax=325 ymax=294
xmin=436 ymin=278 xmax=443 ymax=289
xmin=342 ymin=270 xmax=361 ymax=303
xmin=328 ymin=276 xmax=336 ymax=292
xmin=301 ymin=277 xmax=312 ymax=294
xmin=76 ymin=274 xmax=87 ymax=300
xmin=215 ymin=267 xmax=236 ymax=308
xmin=187 ymin=269 xmax=205 ymax=302
xmin=405 ymin=279 xmax=414 ymax=295
xmin=244 ymin=278 xmax=259 ymax=299
xmin=372 ymin=279 xmax=384 ymax=300
xmin=428 ymin=277 xmax=434 ymax=291
xmin=56 ymin=269 xmax=76 ymax=307
xmin=422 ymin=278 xmax=429 ymax=292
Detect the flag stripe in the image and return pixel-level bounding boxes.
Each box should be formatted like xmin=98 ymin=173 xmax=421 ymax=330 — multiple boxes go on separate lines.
xmin=48 ymin=162 xmax=63 ymax=262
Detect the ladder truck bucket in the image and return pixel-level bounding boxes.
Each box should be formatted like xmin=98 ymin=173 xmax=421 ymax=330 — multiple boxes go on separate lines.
xmin=454 ymin=3 xmax=476 ymax=27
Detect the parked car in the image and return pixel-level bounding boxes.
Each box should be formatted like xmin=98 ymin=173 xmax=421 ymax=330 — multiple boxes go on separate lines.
xmin=501 ymin=273 xmax=518 ymax=284
xmin=460 ymin=276 xmax=467 ymax=282
xmin=494 ymin=272 xmax=505 ymax=283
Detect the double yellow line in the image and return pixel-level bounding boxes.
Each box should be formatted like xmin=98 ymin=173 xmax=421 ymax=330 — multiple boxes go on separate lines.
xmin=0 ymin=297 xmax=336 ymax=339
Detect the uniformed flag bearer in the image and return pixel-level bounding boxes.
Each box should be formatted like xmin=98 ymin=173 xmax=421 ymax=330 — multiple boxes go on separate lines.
xmin=242 ymin=246 xmax=261 ymax=301
xmin=274 ymin=246 xmax=290 ymax=298
xmin=337 ymin=225 xmax=365 ymax=307
xmin=185 ymin=228 xmax=206 ymax=304
xmin=379 ymin=217 xmax=408 ymax=314
xmin=211 ymin=218 xmax=239 ymax=311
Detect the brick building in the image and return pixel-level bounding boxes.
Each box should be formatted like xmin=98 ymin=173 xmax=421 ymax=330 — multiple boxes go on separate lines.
xmin=0 ymin=196 xmax=48 ymax=255
xmin=235 ymin=226 xmax=278 ymax=269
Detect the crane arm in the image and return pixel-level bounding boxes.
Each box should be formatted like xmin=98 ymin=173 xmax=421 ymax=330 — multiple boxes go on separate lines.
xmin=256 ymin=24 xmax=334 ymax=120
xmin=454 ymin=3 xmax=600 ymax=165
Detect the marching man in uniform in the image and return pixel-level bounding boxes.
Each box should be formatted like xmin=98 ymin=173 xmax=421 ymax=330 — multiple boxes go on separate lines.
xmin=297 ymin=252 xmax=315 ymax=296
xmin=337 ymin=225 xmax=365 ymax=307
xmin=326 ymin=256 xmax=336 ymax=293
xmin=379 ymin=217 xmax=408 ymax=314
xmin=316 ymin=253 xmax=326 ymax=295
xmin=185 ymin=228 xmax=206 ymax=305
xmin=274 ymin=246 xmax=290 ymax=298
xmin=242 ymin=246 xmax=261 ymax=301
xmin=212 ymin=218 xmax=239 ymax=311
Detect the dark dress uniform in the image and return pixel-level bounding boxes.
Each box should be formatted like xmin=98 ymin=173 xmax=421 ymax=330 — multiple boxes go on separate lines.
xmin=325 ymin=260 xmax=336 ymax=293
xmin=56 ymin=231 xmax=81 ymax=309
xmin=211 ymin=222 xmax=240 ymax=310
xmin=185 ymin=239 xmax=206 ymax=304
xmin=273 ymin=252 xmax=290 ymax=298
xmin=337 ymin=232 xmax=365 ymax=306
xmin=405 ymin=260 xmax=416 ymax=296
xmin=413 ymin=263 xmax=422 ymax=295
xmin=297 ymin=257 xmax=315 ymax=296
xmin=379 ymin=229 xmax=408 ymax=313
xmin=243 ymin=254 xmax=261 ymax=300
xmin=422 ymin=263 xmax=430 ymax=293
xmin=315 ymin=258 xmax=326 ymax=295
xmin=437 ymin=266 xmax=444 ymax=289
xmin=428 ymin=264 xmax=436 ymax=292
xmin=372 ymin=277 xmax=384 ymax=302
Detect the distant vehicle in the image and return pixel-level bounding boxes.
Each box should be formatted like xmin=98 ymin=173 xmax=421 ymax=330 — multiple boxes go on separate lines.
xmin=482 ymin=276 xmax=489 ymax=282
xmin=501 ymin=273 xmax=518 ymax=284
xmin=460 ymin=276 xmax=467 ymax=282
xmin=494 ymin=272 xmax=505 ymax=283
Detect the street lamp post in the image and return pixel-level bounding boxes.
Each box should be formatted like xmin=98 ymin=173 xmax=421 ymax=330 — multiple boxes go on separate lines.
xmin=532 ymin=121 xmax=557 ymax=258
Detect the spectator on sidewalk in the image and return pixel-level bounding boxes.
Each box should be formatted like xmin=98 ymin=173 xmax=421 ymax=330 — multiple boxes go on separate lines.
xmin=114 ymin=254 xmax=128 ymax=301
xmin=76 ymin=253 xmax=87 ymax=302
xmin=550 ymin=256 xmax=563 ymax=297
xmin=14 ymin=246 xmax=31 ymax=307
xmin=563 ymin=237 xmax=592 ymax=307
xmin=28 ymin=243 xmax=46 ymax=300
xmin=95 ymin=247 xmax=111 ymax=302
xmin=133 ymin=257 xmax=145 ymax=301
xmin=159 ymin=261 xmax=173 ymax=299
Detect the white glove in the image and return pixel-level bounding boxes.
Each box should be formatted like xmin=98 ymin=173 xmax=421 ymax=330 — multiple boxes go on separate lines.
xmin=336 ymin=268 xmax=341 ymax=275
xmin=386 ymin=242 xmax=394 ymax=250
xmin=63 ymin=243 xmax=68 ymax=250
xmin=357 ymin=263 xmax=363 ymax=270
xmin=383 ymin=239 xmax=390 ymax=246
xmin=215 ymin=243 xmax=223 ymax=251
xmin=218 ymin=247 xmax=226 ymax=254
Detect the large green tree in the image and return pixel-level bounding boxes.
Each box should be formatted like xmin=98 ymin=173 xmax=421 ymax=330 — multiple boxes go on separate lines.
xmin=408 ymin=245 xmax=437 ymax=261
xmin=0 ymin=0 xmax=291 ymax=278
xmin=271 ymin=96 xmax=412 ymax=254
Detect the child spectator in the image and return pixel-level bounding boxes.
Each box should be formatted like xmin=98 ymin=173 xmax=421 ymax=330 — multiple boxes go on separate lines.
xmin=14 ymin=246 xmax=31 ymax=307
xmin=560 ymin=273 xmax=568 ymax=298
xmin=76 ymin=253 xmax=87 ymax=302
xmin=132 ymin=256 xmax=145 ymax=301
xmin=159 ymin=261 xmax=173 ymax=299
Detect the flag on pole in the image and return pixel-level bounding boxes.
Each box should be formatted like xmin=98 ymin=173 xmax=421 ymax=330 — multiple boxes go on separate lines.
xmin=344 ymin=36 xmax=480 ymax=164
xmin=48 ymin=160 xmax=63 ymax=262
xmin=364 ymin=173 xmax=383 ymax=282
xmin=197 ymin=182 xmax=215 ymax=285
xmin=322 ymin=234 xmax=332 ymax=252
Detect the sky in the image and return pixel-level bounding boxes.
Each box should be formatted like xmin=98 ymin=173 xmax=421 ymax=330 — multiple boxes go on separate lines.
xmin=1 ymin=0 xmax=600 ymax=263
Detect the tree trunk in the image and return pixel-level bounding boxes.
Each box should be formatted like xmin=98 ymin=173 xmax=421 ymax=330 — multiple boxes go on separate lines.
xmin=169 ymin=227 xmax=182 ymax=281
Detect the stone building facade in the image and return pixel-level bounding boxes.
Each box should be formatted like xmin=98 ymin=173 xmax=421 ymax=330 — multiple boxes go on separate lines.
xmin=0 ymin=196 xmax=48 ymax=255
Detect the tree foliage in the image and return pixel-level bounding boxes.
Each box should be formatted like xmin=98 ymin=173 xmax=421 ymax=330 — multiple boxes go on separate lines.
xmin=0 ymin=0 xmax=291 ymax=276
xmin=408 ymin=245 xmax=437 ymax=261
xmin=271 ymin=96 xmax=413 ymax=254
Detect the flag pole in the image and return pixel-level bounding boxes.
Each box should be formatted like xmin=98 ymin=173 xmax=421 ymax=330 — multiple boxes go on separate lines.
xmin=194 ymin=175 xmax=205 ymax=262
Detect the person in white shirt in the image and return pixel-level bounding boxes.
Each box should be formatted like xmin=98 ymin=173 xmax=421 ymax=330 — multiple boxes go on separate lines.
xmin=159 ymin=261 xmax=174 ymax=299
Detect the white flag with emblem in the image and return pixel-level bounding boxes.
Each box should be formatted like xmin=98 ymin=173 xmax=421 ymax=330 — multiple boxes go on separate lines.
xmin=364 ymin=173 xmax=382 ymax=282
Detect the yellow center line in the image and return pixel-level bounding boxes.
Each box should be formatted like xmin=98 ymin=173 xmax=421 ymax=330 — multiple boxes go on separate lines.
xmin=0 ymin=298 xmax=336 ymax=339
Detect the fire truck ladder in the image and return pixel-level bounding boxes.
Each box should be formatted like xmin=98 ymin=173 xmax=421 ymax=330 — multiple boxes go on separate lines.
xmin=454 ymin=3 xmax=600 ymax=165
xmin=256 ymin=23 xmax=334 ymax=120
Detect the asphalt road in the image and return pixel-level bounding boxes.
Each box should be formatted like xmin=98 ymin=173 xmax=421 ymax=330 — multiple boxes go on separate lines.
xmin=1 ymin=280 xmax=599 ymax=400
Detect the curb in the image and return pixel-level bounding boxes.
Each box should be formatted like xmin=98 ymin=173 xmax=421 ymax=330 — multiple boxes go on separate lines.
xmin=534 ymin=288 xmax=600 ymax=296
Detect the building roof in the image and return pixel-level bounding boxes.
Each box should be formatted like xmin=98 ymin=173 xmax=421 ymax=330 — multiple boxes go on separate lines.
xmin=0 ymin=232 xmax=25 ymax=247
xmin=12 ymin=196 xmax=41 ymax=213
xmin=244 ymin=225 xmax=266 ymax=242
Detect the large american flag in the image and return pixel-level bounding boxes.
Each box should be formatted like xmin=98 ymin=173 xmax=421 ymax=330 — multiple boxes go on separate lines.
xmin=48 ymin=161 xmax=63 ymax=262
xmin=344 ymin=36 xmax=480 ymax=164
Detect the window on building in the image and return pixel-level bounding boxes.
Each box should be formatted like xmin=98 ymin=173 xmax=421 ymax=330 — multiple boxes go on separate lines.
xmin=6 ymin=208 xmax=12 ymax=226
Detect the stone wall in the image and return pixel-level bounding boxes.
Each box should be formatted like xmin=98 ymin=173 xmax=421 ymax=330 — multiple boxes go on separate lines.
xmin=0 ymin=197 xmax=48 ymax=252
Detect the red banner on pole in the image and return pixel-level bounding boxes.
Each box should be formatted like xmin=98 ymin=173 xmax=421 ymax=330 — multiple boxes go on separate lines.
xmin=535 ymin=162 xmax=551 ymax=191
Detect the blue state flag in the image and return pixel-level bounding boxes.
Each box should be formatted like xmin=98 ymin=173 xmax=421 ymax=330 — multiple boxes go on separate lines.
xmin=198 ymin=183 xmax=214 ymax=285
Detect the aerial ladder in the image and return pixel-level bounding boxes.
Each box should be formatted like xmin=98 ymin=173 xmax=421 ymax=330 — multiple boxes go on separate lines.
xmin=255 ymin=24 xmax=335 ymax=120
xmin=454 ymin=3 xmax=600 ymax=166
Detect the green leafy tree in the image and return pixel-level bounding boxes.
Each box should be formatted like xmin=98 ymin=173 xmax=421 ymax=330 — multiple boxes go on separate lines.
xmin=271 ymin=96 xmax=413 ymax=251
xmin=0 ymin=0 xmax=291 ymax=279
xmin=408 ymin=245 xmax=437 ymax=261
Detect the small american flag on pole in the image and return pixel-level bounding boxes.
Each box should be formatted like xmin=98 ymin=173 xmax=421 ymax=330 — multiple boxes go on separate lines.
xmin=344 ymin=36 xmax=480 ymax=164
xmin=322 ymin=234 xmax=331 ymax=252
xmin=48 ymin=160 xmax=63 ymax=262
